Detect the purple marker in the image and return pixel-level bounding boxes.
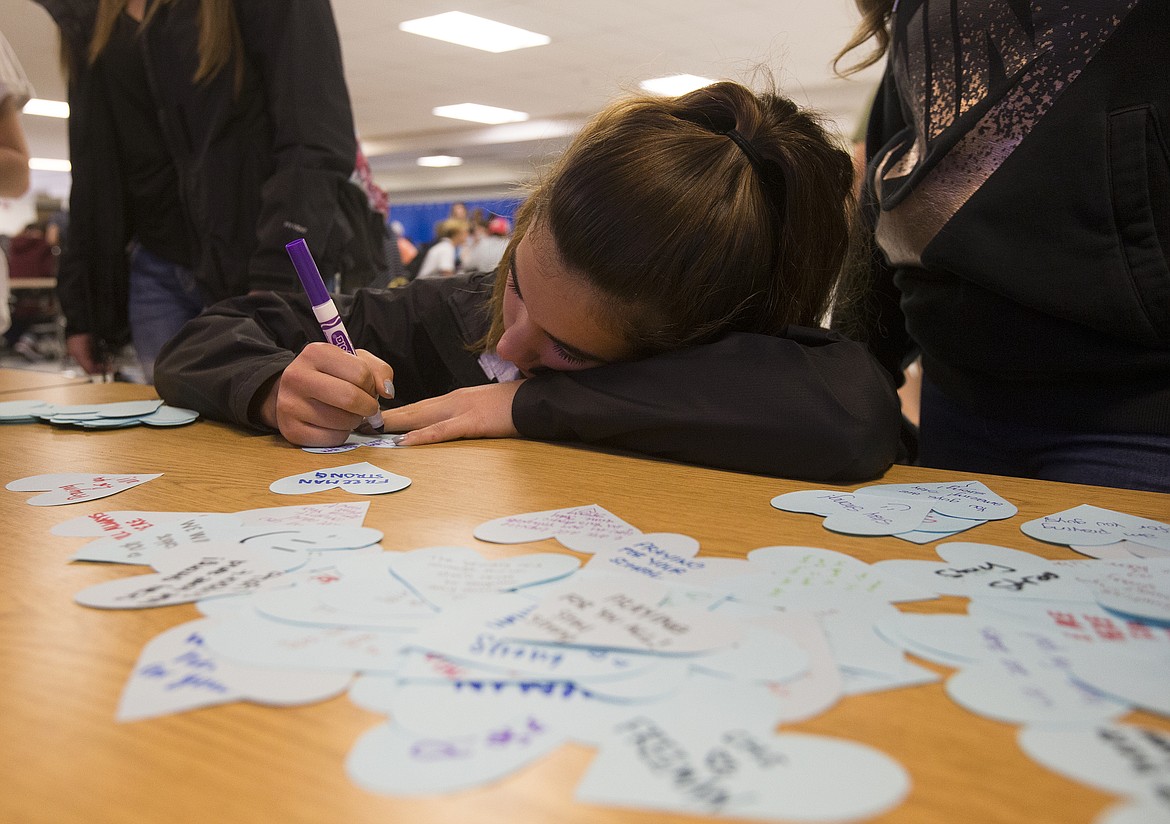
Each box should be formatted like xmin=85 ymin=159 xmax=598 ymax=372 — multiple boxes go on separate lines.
xmin=285 ymin=238 xmax=385 ymax=433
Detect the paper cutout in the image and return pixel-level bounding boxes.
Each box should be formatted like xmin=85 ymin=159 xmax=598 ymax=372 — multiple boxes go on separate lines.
xmin=474 ymin=504 xmax=641 ymax=553
xmin=577 ymin=721 xmax=910 ymax=822
xmin=1081 ymin=560 xmax=1170 ymax=624
xmin=387 ymin=545 xmax=580 ymax=608
xmin=873 ymin=543 xmax=1095 ymax=601
xmin=238 ymin=525 xmax=383 ymax=552
xmin=0 ymin=399 xmax=59 ymax=421
xmin=51 ymin=510 xmax=193 ymax=538
xmin=727 ymin=546 xmax=935 ymax=605
xmin=1021 ymin=505 xmax=1170 ymax=551
xmin=74 ymin=545 xmax=293 ymax=609
xmin=236 ymin=501 xmax=370 ymax=528
xmin=1018 ymin=724 xmax=1170 ymax=804
xmin=7 ymin=472 xmax=162 ymax=506
xmin=946 ymin=660 xmax=1129 ymax=725
xmin=855 ymin=479 xmax=1017 ymax=520
xmin=503 ymin=577 xmax=742 ymax=654
xmin=269 ymin=462 xmax=410 ymax=496
xmin=583 ymin=534 xmax=721 ymax=584
xmin=406 ymin=594 xmax=657 ymax=682
xmin=1067 ymin=645 xmax=1170 ymax=718
xmin=347 ymin=716 xmax=565 ymax=796
xmin=302 ymin=433 xmax=404 ymax=453
xmin=117 ymin=618 xmax=350 ymax=721
xmin=201 ymin=610 xmax=411 ymax=672
xmin=770 ymin=490 xmax=933 ymax=536
xmin=71 ymin=513 xmax=244 ymax=565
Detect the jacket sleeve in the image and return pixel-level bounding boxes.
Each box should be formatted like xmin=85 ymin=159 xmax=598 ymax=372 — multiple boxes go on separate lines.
xmin=231 ymin=0 xmax=363 ymax=292
xmin=511 ymin=328 xmax=902 ymax=482
xmin=153 ymin=278 xmax=493 ymax=429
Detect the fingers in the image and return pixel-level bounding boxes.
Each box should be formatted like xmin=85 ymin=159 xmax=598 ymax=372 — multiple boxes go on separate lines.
xmin=356 ymin=349 xmax=396 ymax=399
xmin=274 ymin=343 xmax=384 ymax=445
xmin=380 ymin=383 xmax=523 ymax=446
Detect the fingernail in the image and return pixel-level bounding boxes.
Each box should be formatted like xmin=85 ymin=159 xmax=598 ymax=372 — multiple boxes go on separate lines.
xmin=389 ymin=433 xmax=407 ymax=446
xmin=384 ymin=379 xmax=396 ymax=398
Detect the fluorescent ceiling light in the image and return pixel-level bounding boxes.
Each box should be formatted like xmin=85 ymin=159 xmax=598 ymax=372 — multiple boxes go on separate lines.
xmin=23 ymin=98 xmax=70 ymax=118
xmin=399 ymin=12 xmax=550 ymax=53
xmin=433 ymin=103 xmax=529 ymax=125
xmin=417 ymin=155 xmax=464 ymax=167
xmin=640 ymin=74 xmax=716 ymax=96
xmin=29 ymin=157 xmax=72 ymax=172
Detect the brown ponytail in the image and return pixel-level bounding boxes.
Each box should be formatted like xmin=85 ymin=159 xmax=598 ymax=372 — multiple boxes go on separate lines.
xmin=834 ymin=0 xmax=897 ymax=77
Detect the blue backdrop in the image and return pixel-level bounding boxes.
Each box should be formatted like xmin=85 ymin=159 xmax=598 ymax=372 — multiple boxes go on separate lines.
xmin=389 ymin=198 xmax=523 ymax=245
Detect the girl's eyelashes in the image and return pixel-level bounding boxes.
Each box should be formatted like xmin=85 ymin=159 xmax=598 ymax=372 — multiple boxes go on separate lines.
xmin=506 ymin=268 xmax=521 ymax=296
xmin=550 ymin=339 xmax=588 ymax=365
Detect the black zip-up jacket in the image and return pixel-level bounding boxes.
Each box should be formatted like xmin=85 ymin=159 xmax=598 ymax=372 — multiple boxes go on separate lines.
xmin=850 ymin=0 xmax=1170 ymax=437
xmin=37 ymin=0 xmax=386 ymax=346
xmin=154 ymin=273 xmax=902 ymax=483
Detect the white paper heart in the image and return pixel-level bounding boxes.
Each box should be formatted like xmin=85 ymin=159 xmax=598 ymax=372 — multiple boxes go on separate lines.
xmin=1021 ymin=505 xmax=1170 ymax=551
xmin=406 ymin=593 xmax=660 ymax=682
xmin=71 ymin=513 xmax=244 ymax=565
xmin=302 ymin=433 xmax=403 ymax=454
xmin=583 ymin=533 xmax=712 ymax=584
xmin=873 ymin=542 xmax=1096 ymax=601
xmin=946 ymin=660 xmax=1129 ymax=724
xmin=201 ymin=610 xmax=411 ymax=672
xmin=235 ymin=525 xmax=383 ymax=552
xmin=138 ymin=405 xmax=199 ymax=426
xmin=347 ymin=716 xmax=566 ymax=796
xmin=855 ymin=479 xmax=1017 ymax=520
xmin=728 ymin=546 xmax=935 ymax=605
xmin=7 ymin=472 xmax=162 ymax=506
xmin=269 ymin=461 xmax=410 ymax=496
xmin=503 ymin=576 xmax=742 ymax=655
xmin=387 ymin=545 xmax=580 ymax=608
xmin=1018 ymin=724 xmax=1170 ymax=802
xmin=769 ymin=489 xmax=932 ymax=536
xmin=1066 ymin=645 xmax=1170 ymax=718
xmin=0 ymin=399 xmax=59 ymax=420
xmin=51 ymin=510 xmax=194 ymax=538
xmin=74 ymin=545 xmax=293 ymax=609
xmin=577 ymin=722 xmax=910 ymax=822
xmin=236 ymin=501 xmax=370 ymax=528
xmin=117 ymin=618 xmax=351 ymax=721
xmin=474 ymin=504 xmax=641 ymax=553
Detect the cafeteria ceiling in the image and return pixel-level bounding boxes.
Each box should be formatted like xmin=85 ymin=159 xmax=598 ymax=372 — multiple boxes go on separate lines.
xmin=6 ymin=0 xmax=882 ymax=202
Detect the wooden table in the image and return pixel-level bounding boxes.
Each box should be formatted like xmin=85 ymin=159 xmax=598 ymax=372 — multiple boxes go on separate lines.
xmin=0 ymin=366 xmax=91 ymax=395
xmin=1 ymin=380 xmax=1167 ymax=824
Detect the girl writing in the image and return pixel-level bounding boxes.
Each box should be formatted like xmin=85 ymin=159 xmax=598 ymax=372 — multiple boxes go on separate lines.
xmin=155 ymin=81 xmax=901 ymax=482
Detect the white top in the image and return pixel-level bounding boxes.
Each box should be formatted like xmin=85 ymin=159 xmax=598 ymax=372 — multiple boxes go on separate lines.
xmin=464 ymin=235 xmax=509 ymax=275
xmin=415 ymin=238 xmax=457 ymax=279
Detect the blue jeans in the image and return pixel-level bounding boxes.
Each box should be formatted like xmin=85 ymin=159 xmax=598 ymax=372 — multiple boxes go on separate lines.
xmin=128 ymin=243 xmax=205 ymax=383
xmin=918 ymin=379 xmax=1170 ymax=493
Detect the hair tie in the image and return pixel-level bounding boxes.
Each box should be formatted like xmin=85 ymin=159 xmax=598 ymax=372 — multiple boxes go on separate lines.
xmin=723 ymin=128 xmax=787 ymax=210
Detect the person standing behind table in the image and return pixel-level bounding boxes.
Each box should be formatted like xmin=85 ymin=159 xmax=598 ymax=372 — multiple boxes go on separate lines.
xmin=37 ymin=0 xmax=389 ymax=383
xmin=835 ymin=0 xmax=1170 ymax=493
xmin=415 ymin=218 xmax=469 ymax=279
xmin=0 ymin=29 xmax=34 ymax=338
xmin=463 ymin=216 xmax=510 ymax=274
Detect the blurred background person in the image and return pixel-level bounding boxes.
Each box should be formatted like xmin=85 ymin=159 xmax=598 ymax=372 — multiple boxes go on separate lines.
xmin=37 ymin=0 xmax=390 ymax=382
xmin=0 ymin=28 xmax=34 ymax=340
xmin=415 ymin=217 xmax=468 ymax=279
xmin=463 ymin=215 xmax=510 ymax=274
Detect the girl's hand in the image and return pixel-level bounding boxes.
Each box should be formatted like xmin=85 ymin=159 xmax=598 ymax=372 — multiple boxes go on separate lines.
xmin=380 ymin=381 xmax=524 ymax=446
xmin=259 ymin=342 xmax=395 ymax=446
